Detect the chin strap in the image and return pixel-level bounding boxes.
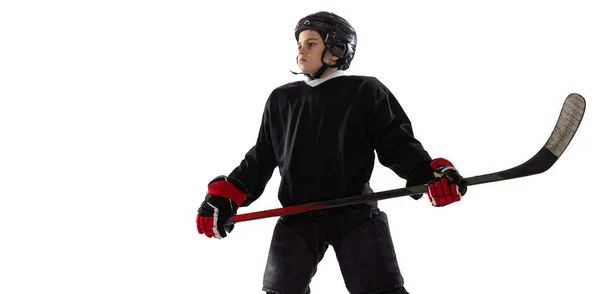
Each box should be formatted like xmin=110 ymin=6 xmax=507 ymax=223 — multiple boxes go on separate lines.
xmin=291 ymin=49 xmax=342 ymax=80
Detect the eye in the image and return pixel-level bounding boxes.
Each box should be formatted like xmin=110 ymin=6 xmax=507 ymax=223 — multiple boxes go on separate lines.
xmin=308 ymin=42 xmax=316 ymax=47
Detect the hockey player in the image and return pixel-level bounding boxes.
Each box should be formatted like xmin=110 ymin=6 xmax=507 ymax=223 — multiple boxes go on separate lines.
xmin=197 ymin=11 xmax=467 ymax=294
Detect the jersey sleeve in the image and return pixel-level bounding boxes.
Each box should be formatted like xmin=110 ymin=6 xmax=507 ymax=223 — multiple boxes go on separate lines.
xmin=362 ymin=77 xmax=434 ymax=198
xmin=228 ymin=95 xmax=278 ymax=207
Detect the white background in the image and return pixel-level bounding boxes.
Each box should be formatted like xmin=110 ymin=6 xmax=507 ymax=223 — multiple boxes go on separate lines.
xmin=1 ymin=0 xmax=598 ymax=293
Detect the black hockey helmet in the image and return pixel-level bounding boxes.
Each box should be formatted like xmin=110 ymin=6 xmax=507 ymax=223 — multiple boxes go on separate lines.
xmin=294 ymin=11 xmax=357 ymax=78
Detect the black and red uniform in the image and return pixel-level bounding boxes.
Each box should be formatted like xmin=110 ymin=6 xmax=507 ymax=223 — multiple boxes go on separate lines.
xmin=228 ymin=71 xmax=434 ymax=294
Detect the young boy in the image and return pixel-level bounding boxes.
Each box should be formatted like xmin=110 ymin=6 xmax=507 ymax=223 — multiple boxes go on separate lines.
xmin=197 ymin=11 xmax=467 ymax=294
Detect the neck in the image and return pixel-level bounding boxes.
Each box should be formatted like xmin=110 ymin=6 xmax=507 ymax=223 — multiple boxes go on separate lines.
xmin=315 ymin=67 xmax=338 ymax=80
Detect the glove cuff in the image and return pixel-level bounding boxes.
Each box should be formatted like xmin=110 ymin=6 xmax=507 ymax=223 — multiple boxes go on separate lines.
xmin=430 ymin=158 xmax=455 ymax=170
xmin=207 ymin=176 xmax=247 ymax=207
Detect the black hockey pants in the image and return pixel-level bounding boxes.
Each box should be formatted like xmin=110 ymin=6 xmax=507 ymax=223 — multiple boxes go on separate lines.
xmin=261 ymin=203 xmax=409 ymax=294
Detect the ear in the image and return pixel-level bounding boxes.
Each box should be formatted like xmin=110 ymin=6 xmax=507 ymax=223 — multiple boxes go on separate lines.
xmin=326 ymin=49 xmax=340 ymax=61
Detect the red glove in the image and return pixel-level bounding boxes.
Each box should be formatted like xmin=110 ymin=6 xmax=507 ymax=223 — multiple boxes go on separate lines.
xmin=427 ymin=158 xmax=467 ymax=207
xmin=197 ymin=176 xmax=247 ymax=239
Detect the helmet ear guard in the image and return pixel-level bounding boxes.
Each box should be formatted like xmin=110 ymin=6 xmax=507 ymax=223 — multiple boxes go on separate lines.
xmin=329 ymin=42 xmax=353 ymax=70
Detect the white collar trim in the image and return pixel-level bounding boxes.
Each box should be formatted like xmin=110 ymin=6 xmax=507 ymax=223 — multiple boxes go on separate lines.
xmin=304 ymin=70 xmax=346 ymax=87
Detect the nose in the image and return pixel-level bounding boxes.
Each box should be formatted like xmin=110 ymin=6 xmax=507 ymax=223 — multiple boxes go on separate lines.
xmin=298 ymin=45 xmax=306 ymax=55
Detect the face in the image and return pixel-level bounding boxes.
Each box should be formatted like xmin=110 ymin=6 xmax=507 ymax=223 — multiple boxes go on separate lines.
xmin=297 ymin=30 xmax=339 ymax=74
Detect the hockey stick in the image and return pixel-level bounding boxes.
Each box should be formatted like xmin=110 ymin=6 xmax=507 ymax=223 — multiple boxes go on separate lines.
xmin=226 ymin=93 xmax=586 ymax=225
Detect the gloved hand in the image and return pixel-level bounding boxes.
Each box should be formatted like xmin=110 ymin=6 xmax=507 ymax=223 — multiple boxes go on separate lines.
xmin=197 ymin=176 xmax=247 ymax=239
xmin=427 ymin=158 xmax=467 ymax=207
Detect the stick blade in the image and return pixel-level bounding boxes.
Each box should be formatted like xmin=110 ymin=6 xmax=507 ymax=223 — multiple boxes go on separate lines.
xmin=544 ymin=93 xmax=586 ymax=158
xmin=467 ymin=93 xmax=586 ymax=186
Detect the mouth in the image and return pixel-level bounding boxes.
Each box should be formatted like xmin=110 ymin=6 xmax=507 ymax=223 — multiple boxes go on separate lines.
xmin=299 ymin=58 xmax=307 ymax=63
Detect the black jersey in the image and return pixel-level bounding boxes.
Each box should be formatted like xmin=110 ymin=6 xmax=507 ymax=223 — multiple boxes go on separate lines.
xmin=229 ymin=74 xmax=434 ymax=207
